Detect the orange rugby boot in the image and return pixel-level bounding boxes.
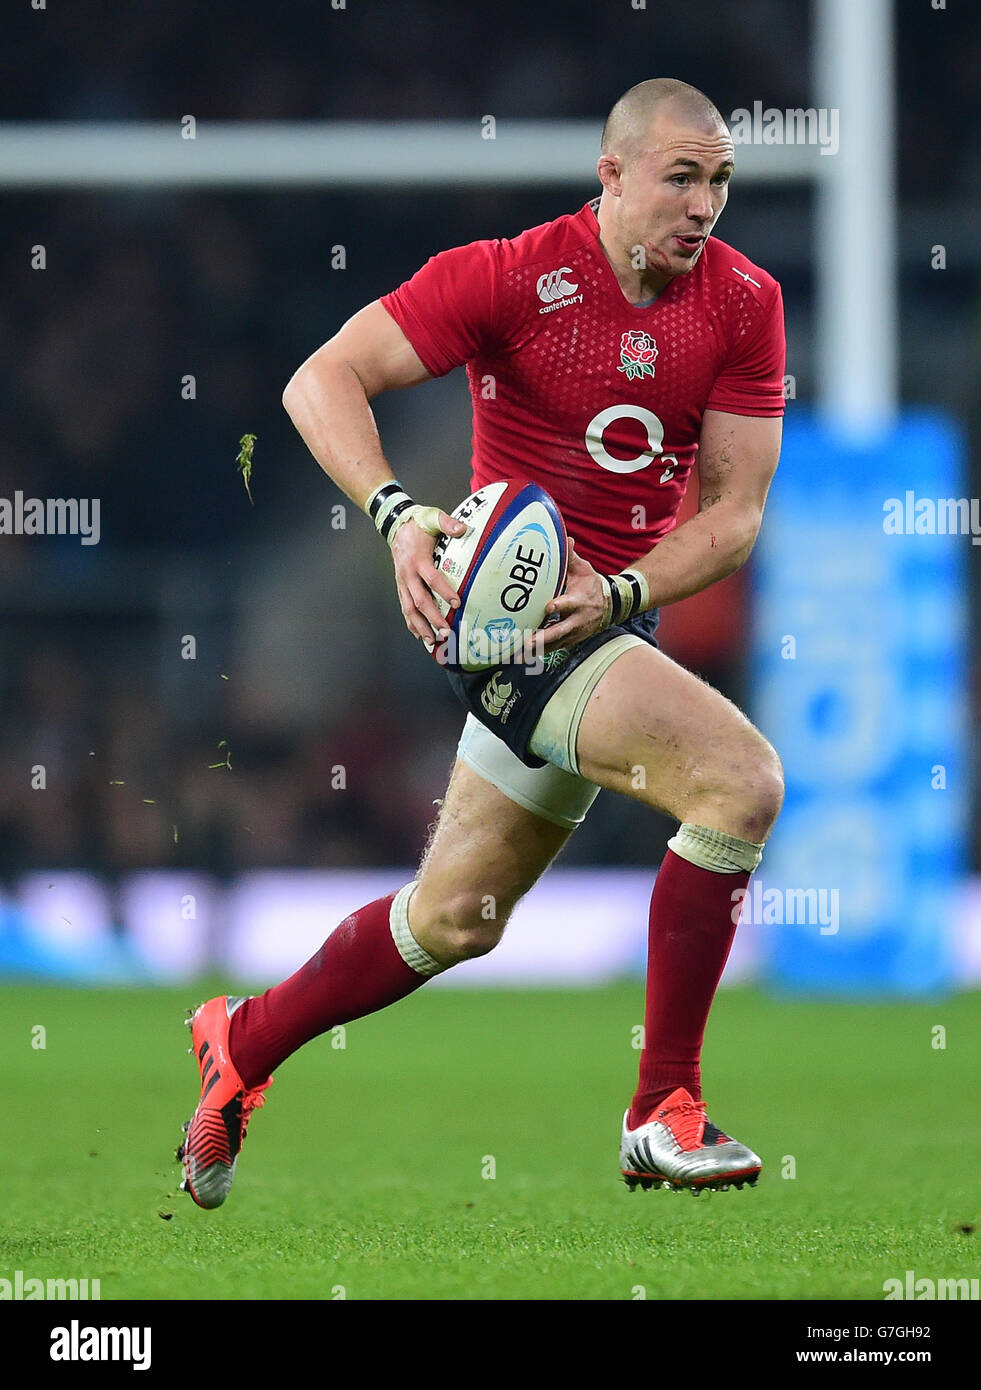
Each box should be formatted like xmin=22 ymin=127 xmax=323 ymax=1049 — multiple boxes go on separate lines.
xmin=176 ymin=995 xmax=271 ymax=1209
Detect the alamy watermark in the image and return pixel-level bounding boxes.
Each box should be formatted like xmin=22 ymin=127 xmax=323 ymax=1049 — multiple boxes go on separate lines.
xmin=883 ymin=491 xmax=981 ymax=545
xmin=728 ymin=101 xmax=839 ymax=156
xmin=733 ymin=882 xmax=839 ymax=935
xmin=50 ymin=1321 xmax=150 ymax=1371
xmin=428 ymin=624 xmax=560 ymax=676
xmin=1 ymin=1269 xmax=101 ymax=1299
xmin=0 ymin=492 xmax=100 ymax=545
xmin=883 ymin=1270 xmax=979 ymax=1300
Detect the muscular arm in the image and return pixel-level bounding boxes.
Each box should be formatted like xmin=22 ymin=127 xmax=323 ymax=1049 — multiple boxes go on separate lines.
xmin=282 ymin=301 xmax=465 ymax=641
xmin=281 ymin=300 xmax=432 ymax=510
xmin=544 ymin=409 xmax=781 ymax=648
xmin=630 ymin=409 xmax=782 ymax=607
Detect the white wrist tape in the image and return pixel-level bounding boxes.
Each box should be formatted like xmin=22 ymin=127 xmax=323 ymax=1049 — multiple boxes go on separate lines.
xmin=365 ymin=482 xmax=442 ymax=547
xmin=602 ymin=568 xmax=651 ymax=627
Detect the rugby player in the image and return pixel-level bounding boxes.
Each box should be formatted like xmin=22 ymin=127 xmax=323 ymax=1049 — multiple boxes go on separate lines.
xmin=178 ymin=78 xmax=786 ymax=1206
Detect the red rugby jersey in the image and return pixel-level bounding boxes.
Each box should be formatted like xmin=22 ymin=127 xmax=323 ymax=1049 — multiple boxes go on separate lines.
xmin=380 ymin=198 xmax=785 ymax=574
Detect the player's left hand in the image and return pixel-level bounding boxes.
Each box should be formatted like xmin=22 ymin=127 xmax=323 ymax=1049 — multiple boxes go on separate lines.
xmin=537 ymin=540 xmax=609 ymax=651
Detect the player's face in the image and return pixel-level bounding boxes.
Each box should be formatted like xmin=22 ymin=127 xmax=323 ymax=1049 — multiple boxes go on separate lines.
xmin=620 ymin=117 xmax=734 ymax=280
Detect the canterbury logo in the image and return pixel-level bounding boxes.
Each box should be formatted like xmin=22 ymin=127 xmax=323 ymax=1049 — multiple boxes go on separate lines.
xmin=481 ymin=672 xmax=514 ymax=718
xmin=536 ymin=267 xmax=579 ymax=303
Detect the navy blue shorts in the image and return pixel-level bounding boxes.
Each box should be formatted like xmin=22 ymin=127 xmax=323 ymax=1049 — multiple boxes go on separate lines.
xmin=444 ymin=609 xmax=661 ymax=769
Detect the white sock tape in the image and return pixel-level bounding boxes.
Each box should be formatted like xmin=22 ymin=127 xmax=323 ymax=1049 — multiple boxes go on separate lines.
xmin=389 ymin=882 xmax=447 ymax=976
xmin=667 ymin=822 xmax=764 ymax=874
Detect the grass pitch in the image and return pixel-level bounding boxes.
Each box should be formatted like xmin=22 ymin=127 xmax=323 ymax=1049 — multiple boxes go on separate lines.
xmin=1 ymin=982 xmax=977 ymax=1301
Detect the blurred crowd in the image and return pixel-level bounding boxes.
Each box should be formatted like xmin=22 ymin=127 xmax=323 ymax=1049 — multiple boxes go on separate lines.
xmin=0 ymin=645 xmax=452 ymax=874
xmin=0 ymin=635 xmax=703 ymax=874
xmin=1 ymin=2 xmax=978 ymax=872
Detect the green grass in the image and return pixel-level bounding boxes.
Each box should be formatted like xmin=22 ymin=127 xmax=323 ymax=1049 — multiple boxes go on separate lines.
xmin=1 ymin=983 xmax=977 ymax=1300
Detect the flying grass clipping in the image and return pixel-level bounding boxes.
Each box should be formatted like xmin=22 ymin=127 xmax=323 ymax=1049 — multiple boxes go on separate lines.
xmin=237 ymin=433 xmax=257 ymax=504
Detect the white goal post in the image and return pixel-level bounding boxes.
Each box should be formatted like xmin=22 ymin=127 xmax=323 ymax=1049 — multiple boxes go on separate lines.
xmin=0 ymin=118 xmax=821 ymax=187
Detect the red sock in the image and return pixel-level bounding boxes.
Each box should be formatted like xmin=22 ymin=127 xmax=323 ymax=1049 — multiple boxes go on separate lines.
xmin=628 ymin=849 xmax=749 ymax=1128
xmin=229 ymin=891 xmax=431 ymax=1087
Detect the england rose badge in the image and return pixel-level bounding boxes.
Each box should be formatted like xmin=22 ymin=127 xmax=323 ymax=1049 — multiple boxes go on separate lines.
xmin=618 ymin=330 xmax=658 ymax=381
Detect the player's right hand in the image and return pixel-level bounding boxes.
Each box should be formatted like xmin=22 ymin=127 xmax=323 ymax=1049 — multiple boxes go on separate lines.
xmin=390 ymin=509 xmax=467 ymax=643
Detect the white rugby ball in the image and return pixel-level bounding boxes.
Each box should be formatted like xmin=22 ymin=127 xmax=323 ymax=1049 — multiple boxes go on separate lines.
xmin=429 ymin=479 xmax=568 ymax=672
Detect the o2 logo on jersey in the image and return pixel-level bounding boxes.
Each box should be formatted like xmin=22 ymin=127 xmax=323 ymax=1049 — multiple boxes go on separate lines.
xmin=585 ymin=405 xmax=679 ymax=481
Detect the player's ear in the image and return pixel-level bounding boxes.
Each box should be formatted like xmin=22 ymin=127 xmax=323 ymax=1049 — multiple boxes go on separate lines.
xmin=597 ymin=154 xmax=623 ymax=196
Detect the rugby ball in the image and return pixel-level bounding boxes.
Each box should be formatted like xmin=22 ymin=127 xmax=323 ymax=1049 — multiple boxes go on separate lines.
xmin=429 ymin=480 xmax=568 ymax=672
